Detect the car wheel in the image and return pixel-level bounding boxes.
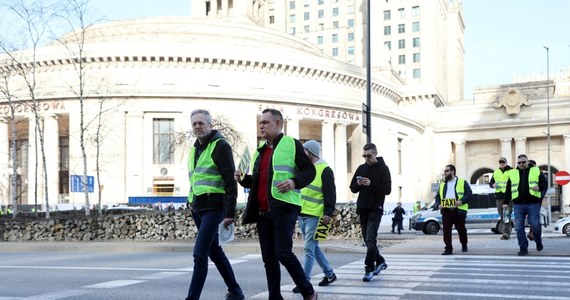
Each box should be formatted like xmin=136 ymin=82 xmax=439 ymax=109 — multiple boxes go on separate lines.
xmin=495 ymin=221 xmax=504 ymax=235
xmin=424 ymin=221 xmax=439 ymax=235
xmin=564 ymin=224 xmax=570 ymax=237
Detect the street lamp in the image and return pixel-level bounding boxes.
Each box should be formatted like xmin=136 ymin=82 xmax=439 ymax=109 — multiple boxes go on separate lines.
xmin=544 ymin=46 xmax=552 ymax=225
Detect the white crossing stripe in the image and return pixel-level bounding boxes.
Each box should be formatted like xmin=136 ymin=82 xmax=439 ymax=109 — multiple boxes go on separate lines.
xmin=265 ymin=254 xmax=570 ymax=299
xmin=84 ymin=279 xmax=145 ymax=288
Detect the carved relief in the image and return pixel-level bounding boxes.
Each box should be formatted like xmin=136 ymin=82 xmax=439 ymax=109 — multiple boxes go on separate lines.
xmin=494 ymin=88 xmax=530 ymax=115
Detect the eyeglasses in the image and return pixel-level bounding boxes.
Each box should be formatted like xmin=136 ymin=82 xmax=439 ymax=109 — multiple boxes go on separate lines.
xmin=517 ymin=161 xmax=528 ymax=165
xmin=498 ymin=161 xmax=506 ymax=164
xmin=444 ymin=169 xmax=451 ymax=173
xmin=362 ymin=154 xmax=374 ymax=158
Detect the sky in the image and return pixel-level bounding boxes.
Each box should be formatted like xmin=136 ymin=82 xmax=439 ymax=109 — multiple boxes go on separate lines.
xmin=89 ymin=0 xmax=570 ymax=100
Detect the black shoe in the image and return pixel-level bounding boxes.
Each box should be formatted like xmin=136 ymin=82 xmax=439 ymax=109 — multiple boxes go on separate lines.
xmin=536 ymin=242 xmax=543 ymax=251
xmin=391 ymin=230 xmax=395 ymax=234
xmin=225 ymin=292 xmax=245 ymax=300
xmin=292 ymin=286 xmax=301 ymax=293
xmin=518 ymin=248 xmax=529 ymax=256
xmin=441 ymin=250 xmax=453 ymax=255
xmin=318 ymin=273 xmax=337 ymax=286
xmin=462 ymin=245 xmax=468 ymax=252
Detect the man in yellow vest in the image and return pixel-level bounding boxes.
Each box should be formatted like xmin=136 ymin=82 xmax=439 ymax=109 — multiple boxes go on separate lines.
xmin=434 ymin=164 xmax=472 ymax=255
xmin=507 ymin=154 xmax=547 ymax=256
xmin=236 ymin=108 xmax=317 ymax=300
xmin=290 ymin=140 xmax=337 ymax=294
xmin=186 ymin=109 xmax=244 ymax=300
xmin=489 ymin=157 xmax=513 ymax=240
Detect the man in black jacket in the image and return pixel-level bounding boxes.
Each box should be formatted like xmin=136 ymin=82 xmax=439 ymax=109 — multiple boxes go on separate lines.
xmin=235 ymin=108 xmax=317 ymax=300
xmin=349 ymin=143 xmax=391 ymax=282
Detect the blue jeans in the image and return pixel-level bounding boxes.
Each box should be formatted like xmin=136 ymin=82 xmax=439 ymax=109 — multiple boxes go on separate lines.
xmin=359 ymin=210 xmax=385 ymax=271
xmin=186 ymin=210 xmax=242 ymax=300
xmin=514 ymin=203 xmax=542 ymax=250
xmin=257 ymin=207 xmax=314 ymax=299
xmin=298 ymin=216 xmax=334 ymax=280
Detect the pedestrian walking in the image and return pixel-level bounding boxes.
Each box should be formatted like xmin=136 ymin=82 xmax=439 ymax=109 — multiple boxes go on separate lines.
xmin=489 ymin=157 xmax=513 ymax=240
xmin=235 ymin=108 xmax=318 ymax=300
xmin=507 ymin=154 xmax=547 ymax=256
xmin=391 ymin=202 xmax=405 ymax=234
xmin=186 ymin=109 xmax=244 ymax=300
xmin=349 ymin=143 xmax=391 ymax=282
xmin=291 ymin=140 xmax=337 ymax=294
xmin=434 ymin=164 xmax=472 ymax=255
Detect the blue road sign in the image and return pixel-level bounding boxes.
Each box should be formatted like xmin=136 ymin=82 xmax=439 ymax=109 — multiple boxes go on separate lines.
xmin=70 ymin=175 xmax=94 ymax=193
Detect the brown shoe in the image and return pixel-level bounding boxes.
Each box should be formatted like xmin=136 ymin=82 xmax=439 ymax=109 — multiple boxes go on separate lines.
xmin=500 ymin=235 xmax=509 ymax=240
xmin=527 ymin=233 xmax=534 ymax=241
xmin=304 ymin=292 xmax=318 ymax=300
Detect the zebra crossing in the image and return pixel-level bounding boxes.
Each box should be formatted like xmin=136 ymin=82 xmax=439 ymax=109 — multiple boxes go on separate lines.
xmin=254 ymin=254 xmax=570 ymax=299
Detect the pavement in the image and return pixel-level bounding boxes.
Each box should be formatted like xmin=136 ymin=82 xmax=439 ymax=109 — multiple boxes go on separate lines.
xmin=1 ymin=225 xmax=568 ymax=256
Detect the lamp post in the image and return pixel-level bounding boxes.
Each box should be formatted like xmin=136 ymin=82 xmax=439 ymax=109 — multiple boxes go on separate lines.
xmin=544 ymin=46 xmax=552 ymax=225
xmin=365 ymin=0 xmax=371 ymax=144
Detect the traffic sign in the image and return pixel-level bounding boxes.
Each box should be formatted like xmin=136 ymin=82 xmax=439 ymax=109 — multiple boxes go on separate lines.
xmin=554 ymin=170 xmax=570 ymax=186
xmin=70 ymin=175 xmax=95 ymax=192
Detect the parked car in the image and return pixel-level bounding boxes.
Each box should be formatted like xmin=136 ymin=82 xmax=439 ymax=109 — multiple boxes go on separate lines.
xmin=553 ymin=216 xmax=570 ymax=236
xmin=409 ymin=184 xmax=547 ymax=235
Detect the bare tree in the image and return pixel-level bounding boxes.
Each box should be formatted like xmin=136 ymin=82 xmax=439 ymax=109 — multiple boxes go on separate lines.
xmin=174 ymin=113 xmax=248 ymax=160
xmin=0 ymin=57 xmax=19 ymax=218
xmin=52 ymin=0 xmax=95 ymax=216
xmin=0 ymin=0 xmax=58 ymax=218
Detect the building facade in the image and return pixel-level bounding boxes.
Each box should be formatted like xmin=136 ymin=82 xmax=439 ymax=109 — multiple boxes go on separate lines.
xmin=1 ymin=1 xmax=569 ymax=215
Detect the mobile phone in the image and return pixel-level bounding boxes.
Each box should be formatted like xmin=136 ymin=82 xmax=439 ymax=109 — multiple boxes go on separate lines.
xmin=356 ymin=176 xmax=363 ymax=180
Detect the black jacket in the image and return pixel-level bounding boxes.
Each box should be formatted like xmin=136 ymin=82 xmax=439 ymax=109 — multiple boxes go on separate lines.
xmin=190 ymin=130 xmax=237 ymax=218
xmin=349 ymin=157 xmax=392 ymax=214
xmin=239 ymin=133 xmax=316 ymax=224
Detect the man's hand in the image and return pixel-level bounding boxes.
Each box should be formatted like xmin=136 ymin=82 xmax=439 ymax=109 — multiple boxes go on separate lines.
xmin=322 ymin=215 xmax=332 ymax=225
xmin=455 ymin=200 xmax=463 ymax=206
xmin=276 ymin=179 xmax=295 ymax=193
xmin=223 ymin=217 xmax=234 ymax=228
xmin=532 ymin=186 xmax=540 ymax=191
xmin=234 ymin=170 xmax=243 ymax=181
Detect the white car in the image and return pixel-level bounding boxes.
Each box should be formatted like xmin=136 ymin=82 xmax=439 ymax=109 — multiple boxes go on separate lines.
xmin=553 ymin=217 xmax=570 ymax=236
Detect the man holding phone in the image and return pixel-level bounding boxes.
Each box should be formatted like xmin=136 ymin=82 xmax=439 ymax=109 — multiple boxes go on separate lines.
xmin=349 ymin=143 xmax=392 ymax=282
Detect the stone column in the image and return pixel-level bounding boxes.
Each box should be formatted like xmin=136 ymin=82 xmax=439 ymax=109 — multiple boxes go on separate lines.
xmin=562 ymin=134 xmax=570 ymax=215
xmin=125 ymin=111 xmax=144 ymax=197
xmin=286 ymin=116 xmax=300 ymax=140
xmin=27 ymin=115 xmax=37 ymax=205
xmin=514 ymin=137 xmax=527 ymax=157
xmin=500 ymin=138 xmax=513 ymax=163
xmin=453 ymin=140 xmax=466 ymax=179
xmin=334 ymin=123 xmax=348 ymax=201
xmin=211 ymin=0 xmax=218 ymax=17
xmin=43 ymin=114 xmax=59 ymax=209
xmin=0 ymin=118 xmax=8 ymax=202
xmin=321 ymin=121 xmax=335 ymax=171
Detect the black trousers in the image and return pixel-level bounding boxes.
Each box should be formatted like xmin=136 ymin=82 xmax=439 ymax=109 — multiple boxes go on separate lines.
xmin=441 ymin=209 xmax=468 ymax=251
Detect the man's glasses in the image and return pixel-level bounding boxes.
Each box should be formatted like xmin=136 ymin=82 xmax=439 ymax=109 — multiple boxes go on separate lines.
xmin=444 ymin=169 xmax=451 ymax=173
xmin=499 ymin=160 xmax=506 ymax=164
xmin=362 ymin=154 xmax=374 ymax=158
xmin=517 ymin=161 xmax=527 ymax=165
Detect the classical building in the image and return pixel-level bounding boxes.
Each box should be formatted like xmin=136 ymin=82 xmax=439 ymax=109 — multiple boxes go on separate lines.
xmin=0 ymin=0 xmax=569 ymax=215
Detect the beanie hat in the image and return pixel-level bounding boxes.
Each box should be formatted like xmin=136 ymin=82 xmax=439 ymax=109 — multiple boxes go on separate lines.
xmin=303 ymin=140 xmax=320 ymax=158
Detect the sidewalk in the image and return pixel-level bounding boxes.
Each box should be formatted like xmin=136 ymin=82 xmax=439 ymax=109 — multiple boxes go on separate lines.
xmin=1 ymin=226 xmax=567 ymax=256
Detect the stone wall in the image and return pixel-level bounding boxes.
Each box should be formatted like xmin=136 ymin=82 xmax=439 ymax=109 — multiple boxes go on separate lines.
xmin=0 ymin=204 xmax=362 ymax=242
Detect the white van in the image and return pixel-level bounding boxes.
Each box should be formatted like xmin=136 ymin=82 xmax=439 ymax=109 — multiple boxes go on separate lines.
xmin=409 ymin=184 xmax=546 ymax=235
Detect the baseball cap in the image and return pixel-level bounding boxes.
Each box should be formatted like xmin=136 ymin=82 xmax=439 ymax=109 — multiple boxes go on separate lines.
xmin=303 ymin=140 xmax=320 ymax=158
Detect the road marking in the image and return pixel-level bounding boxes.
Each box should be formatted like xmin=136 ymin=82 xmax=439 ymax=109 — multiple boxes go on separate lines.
xmin=84 ymin=280 xmax=145 ymax=289
xmin=0 ymin=290 xmax=87 ymax=300
xmin=135 ymin=271 xmax=188 ymax=279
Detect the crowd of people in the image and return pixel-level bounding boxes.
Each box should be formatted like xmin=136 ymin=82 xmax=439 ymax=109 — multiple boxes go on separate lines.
xmin=184 ymin=108 xmax=548 ymax=299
